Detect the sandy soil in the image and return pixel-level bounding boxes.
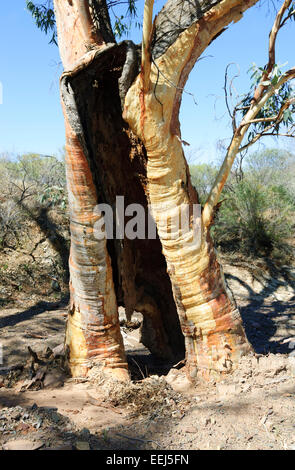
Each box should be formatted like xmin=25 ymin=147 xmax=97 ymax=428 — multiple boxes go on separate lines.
xmin=0 ymin=255 xmax=295 ymax=450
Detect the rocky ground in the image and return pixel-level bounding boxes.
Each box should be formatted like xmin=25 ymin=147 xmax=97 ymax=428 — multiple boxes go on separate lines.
xmin=0 ymin=246 xmax=295 ymax=450
xmin=0 ymin=353 xmax=295 ymax=450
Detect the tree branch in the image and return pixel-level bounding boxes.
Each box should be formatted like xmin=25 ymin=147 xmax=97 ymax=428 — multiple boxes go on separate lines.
xmin=224 ymin=63 xmax=241 ymax=131
xmin=141 ymin=0 xmax=154 ymax=92
xmin=202 ymin=67 xmax=295 ymax=228
xmin=253 ymin=0 xmax=292 ymax=103
xmin=75 ymin=0 xmax=104 ymax=45
xmin=201 ymin=0 xmax=295 ymax=227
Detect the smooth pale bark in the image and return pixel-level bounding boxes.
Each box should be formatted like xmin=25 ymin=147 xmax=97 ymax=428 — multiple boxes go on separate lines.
xmin=124 ymin=0 xmax=259 ymax=379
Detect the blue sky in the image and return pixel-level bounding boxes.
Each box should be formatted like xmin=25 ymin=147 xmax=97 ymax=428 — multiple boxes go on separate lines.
xmin=0 ymin=1 xmax=294 ymax=162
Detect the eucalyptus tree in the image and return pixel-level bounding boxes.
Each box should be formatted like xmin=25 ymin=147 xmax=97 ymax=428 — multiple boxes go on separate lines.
xmin=27 ymin=0 xmax=295 ymax=383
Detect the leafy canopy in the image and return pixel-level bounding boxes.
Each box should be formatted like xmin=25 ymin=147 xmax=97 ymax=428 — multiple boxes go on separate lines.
xmin=26 ymin=1 xmax=57 ymax=44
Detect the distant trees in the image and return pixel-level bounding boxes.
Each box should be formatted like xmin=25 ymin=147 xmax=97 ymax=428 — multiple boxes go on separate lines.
xmin=0 ymin=153 xmax=66 ymax=209
xmin=190 ymin=149 xmax=295 ymax=261
xmin=0 ymin=153 xmax=69 ymax=277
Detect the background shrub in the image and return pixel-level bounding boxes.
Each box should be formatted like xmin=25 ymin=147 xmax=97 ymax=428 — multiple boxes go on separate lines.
xmin=190 ymin=148 xmax=295 ymax=262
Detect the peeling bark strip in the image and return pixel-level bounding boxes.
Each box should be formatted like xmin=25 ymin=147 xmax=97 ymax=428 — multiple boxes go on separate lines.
xmin=124 ymin=0 xmax=258 ymax=379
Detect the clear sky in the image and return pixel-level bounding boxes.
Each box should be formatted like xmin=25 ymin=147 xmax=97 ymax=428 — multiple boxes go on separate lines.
xmin=0 ymin=0 xmax=294 ymax=162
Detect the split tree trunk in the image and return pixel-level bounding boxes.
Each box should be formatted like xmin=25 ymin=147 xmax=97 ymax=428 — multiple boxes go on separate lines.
xmin=53 ymin=0 xmax=258 ymax=382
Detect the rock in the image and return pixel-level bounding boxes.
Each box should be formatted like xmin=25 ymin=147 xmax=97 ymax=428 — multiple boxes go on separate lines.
xmin=165 ymin=369 xmax=195 ymax=394
xmin=3 ymin=439 xmax=44 ymax=451
xmin=183 ymin=425 xmax=197 ymax=433
xmin=80 ymin=428 xmax=91 ymax=440
xmin=75 ymin=441 xmax=90 ymax=451
xmin=118 ymin=306 xmax=126 ymax=322
xmin=34 ymin=418 xmax=43 ymax=429
xmin=51 ymin=280 xmax=61 ymax=292
xmin=9 ymin=409 xmax=22 ymax=420
xmin=52 ymin=344 xmax=64 ymax=357
xmin=49 ymin=412 xmax=61 ymax=424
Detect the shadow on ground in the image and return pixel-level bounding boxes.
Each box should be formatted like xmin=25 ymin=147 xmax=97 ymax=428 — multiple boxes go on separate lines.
xmin=0 ymin=295 xmax=69 ymax=329
xmin=225 ymin=269 xmax=295 ymax=354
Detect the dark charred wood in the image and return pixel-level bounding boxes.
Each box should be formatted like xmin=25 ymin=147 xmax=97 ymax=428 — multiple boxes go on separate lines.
xmin=152 ymin=0 xmax=221 ymax=59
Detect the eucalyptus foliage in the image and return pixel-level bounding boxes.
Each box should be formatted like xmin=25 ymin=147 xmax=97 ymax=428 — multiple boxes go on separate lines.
xmin=242 ymin=62 xmax=295 ymax=143
xmin=26 ymin=0 xmax=140 ymax=44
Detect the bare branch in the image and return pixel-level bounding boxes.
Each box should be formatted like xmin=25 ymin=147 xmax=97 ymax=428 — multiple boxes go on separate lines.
xmin=224 ymin=63 xmax=241 ymax=131
xmin=202 ymin=66 xmax=295 ymax=228
xmin=141 ymin=0 xmax=154 ymax=92
xmin=253 ymin=0 xmax=292 ymax=103
xmin=238 ymin=96 xmax=295 ymax=150
xmin=224 ymin=63 xmax=235 ymax=129
xmin=280 ymin=6 xmax=295 ymax=27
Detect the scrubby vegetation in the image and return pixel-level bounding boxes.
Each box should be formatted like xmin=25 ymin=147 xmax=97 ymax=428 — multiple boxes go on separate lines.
xmin=0 ymin=152 xmax=69 ymax=284
xmin=1 ymin=148 xmax=294 ymax=275
xmin=190 ymin=148 xmax=295 ymax=262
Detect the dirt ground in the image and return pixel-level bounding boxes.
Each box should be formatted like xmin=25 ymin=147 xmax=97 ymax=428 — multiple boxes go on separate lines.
xmin=0 ymin=250 xmax=295 ymax=450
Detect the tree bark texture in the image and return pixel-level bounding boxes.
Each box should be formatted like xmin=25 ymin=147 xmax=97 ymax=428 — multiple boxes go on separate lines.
xmin=124 ymin=0 xmax=258 ymax=379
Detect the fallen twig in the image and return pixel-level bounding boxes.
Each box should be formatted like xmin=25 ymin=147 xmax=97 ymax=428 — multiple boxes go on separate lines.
xmin=24 ymin=331 xmax=48 ymax=339
xmin=86 ymin=394 xmax=123 ymax=415
xmin=115 ymin=432 xmax=161 ymax=448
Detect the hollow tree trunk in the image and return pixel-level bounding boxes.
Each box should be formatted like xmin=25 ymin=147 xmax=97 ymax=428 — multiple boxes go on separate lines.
xmin=53 ymin=0 xmax=258 ymax=382
xmin=54 ymin=0 xmax=185 ymax=379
